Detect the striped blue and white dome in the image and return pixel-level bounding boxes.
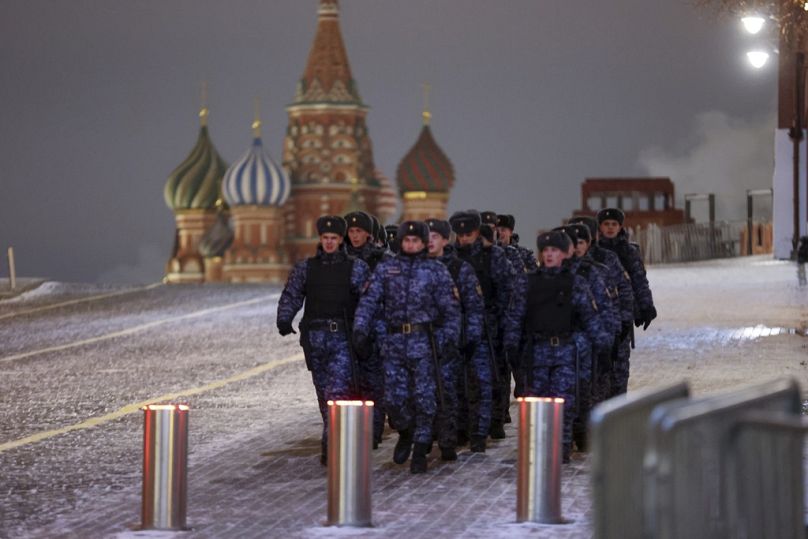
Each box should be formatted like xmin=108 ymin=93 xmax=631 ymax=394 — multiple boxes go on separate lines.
xmin=222 ymin=136 xmax=290 ymax=207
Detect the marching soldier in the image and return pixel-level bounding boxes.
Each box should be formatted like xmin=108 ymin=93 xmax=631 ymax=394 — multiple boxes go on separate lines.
xmin=504 ymin=230 xmax=611 ymax=462
xmin=497 ymin=214 xmax=538 ymax=272
xmin=353 ymin=221 xmax=461 ymax=473
xmin=426 ymin=218 xmax=485 ymax=460
xmin=276 ymin=216 xmax=371 ymax=466
xmin=344 ymin=210 xmax=391 ymax=446
xmin=450 ymin=210 xmax=517 ymax=447
xmin=596 ymin=208 xmax=656 ymax=396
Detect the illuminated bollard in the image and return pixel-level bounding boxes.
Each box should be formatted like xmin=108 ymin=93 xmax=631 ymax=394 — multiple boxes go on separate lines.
xmin=141 ymin=404 xmax=189 ymax=531
xmin=327 ymin=400 xmax=373 ymax=527
xmin=516 ymin=397 xmax=564 ymax=524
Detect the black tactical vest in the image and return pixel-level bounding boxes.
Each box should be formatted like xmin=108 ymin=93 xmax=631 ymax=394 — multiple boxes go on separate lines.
xmin=458 ymin=248 xmax=494 ymax=305
xmin=303 ymin=257 xmax=357 ymax=320
xmin=524 ymin=270 xmax=574 ymax=335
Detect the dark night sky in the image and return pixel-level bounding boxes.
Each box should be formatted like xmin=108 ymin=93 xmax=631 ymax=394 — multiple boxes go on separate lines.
xmin=0 ymin=0 xmax=777 ymax=283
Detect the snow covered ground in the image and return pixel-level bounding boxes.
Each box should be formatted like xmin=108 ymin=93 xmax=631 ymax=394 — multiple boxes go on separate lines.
xmin=0 ymin=256 xmax=805 ymax=538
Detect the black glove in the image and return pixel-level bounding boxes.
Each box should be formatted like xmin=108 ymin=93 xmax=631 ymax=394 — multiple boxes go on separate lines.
xmin=352 ymin=332 xmax=372 ymax=360
xmin=277 ymin=321 xmax=296 ymax=337
xmin=641 ymin=306 xmax=657 ymax=331
xmin=619 ymin=321 xmax=632 ymax=342
xmin=461 ymin=341 xmax=478 ymax=358
xmin=505 ymin=346 xmax=520 ymax=371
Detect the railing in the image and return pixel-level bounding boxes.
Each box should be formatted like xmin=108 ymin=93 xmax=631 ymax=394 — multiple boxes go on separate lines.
xmin=633 ymin=221 xmax=771 ymax=264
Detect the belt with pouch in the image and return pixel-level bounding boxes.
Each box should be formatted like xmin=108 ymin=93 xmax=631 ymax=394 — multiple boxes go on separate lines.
xmin=387 ymin=322 xmax=431 ymax=335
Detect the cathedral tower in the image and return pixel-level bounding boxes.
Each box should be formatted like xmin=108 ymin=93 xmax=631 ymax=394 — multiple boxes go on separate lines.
xmin=283 ymin=0 xmax=382 ymax=261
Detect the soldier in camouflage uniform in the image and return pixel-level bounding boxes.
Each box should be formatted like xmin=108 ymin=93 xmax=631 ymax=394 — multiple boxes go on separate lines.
xmin=497 ymin=214 xmax=538 ymax=272
xmin=353 ymin=221 xmax=461 ymax=474
xmin=451 ymin=210 xmax=517 ymax=449
xmin=505 ymin=230 xmax=611 ymax=462
xmin=385 ymin=224 xmax=399 ymax=254
xmin=597 ymin=208 xmax=656 ymax=396
xmin=343 ymin=211 xmax=392 ymax=446
xmin=426 ymin=218 xmax=485 ymax=460
xmin=555 ymin=224 xmax=618 ymax=452
xmin=276 ymin=216 xmax=371 ymax=466
xmin=569 ymin=215 xmax=635 ymax=403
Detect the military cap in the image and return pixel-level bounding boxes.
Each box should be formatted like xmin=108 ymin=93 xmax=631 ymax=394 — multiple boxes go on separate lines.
xmin=344 ymin=211 xmax=374 ymax=234
xmin=568 ymin=216 xmax=598 ymax=238
xmin=480 ymin=211 xmax=498 ymax=227
xmin=397 ymin=220 xmax=429 ymax=243
xmin=567 ymin=223 xmax=591 ymax=242
xmin=597 ymin=208 xmax=625 ymax=225
xmin=496 ymin=214 xmax=516 ymax=230
xmin=426 ymin=218 xmax=452 ymax=239
xmin=552 ymin=225 xmax=580 ymax=245
xmin=479 ymin=224 xmax=495 ymax=243
xmin=449 ymin=210 xmax=482 ymax=234
xmin=385 ymin=224 xmax=399 ymax=242
xmin=536 ymin=230 xmax=572 ymax=252
xmin=317 ymin=215 xmax=347 ymax=236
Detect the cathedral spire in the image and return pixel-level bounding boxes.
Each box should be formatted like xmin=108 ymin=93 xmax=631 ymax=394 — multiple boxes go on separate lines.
xmin=294 ymin=0 xmax=362 ymax=105
xmin=422 ymin=82 xmax=432 ymax=126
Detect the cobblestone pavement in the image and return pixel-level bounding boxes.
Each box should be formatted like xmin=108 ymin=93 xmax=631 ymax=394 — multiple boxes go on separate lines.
xmin=0 ymin=256 xmax=806 ymax=538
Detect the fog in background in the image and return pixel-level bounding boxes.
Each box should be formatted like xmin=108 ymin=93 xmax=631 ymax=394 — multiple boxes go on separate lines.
xmin=0 ymin=0 xmax=777 ymax=283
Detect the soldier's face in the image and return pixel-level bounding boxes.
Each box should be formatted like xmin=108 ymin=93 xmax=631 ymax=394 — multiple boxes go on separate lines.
xmin=456 ymin=230 xmax=479 ymax=246
xmin=599 ymin=220 xmax=621 ymax=239
xmin=497 ymin=227 xmax=512 ymax=244
xmin=541 ymin=246 xmax=565 ymax=268
xmin=401 ymin=235 xmax=425 ymax=254
xmin=575 ymin=239 xmax=590 ymax=257
xmin=347 ymin=227 xmax=371 ymax=247
xmin=428 ymin=231 xmax=448 ymax=256
xmin=320 ymin=233 xmax=343 ymax=253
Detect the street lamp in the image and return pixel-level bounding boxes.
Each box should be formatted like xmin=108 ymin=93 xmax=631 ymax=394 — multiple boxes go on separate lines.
xmin=741 ymin=15 xmax=766 ymax=33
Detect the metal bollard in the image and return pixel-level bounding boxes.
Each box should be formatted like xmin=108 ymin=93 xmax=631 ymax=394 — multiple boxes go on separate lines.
xmin=327 ymin=400 xmax=373 ymax=527
xmin=7 ymin=247 xmax=16 ymax=290
xmin=141 ymin=404 xmax=189 ymax=531
xmin=516 ymin=397 xmax=564 ymax=524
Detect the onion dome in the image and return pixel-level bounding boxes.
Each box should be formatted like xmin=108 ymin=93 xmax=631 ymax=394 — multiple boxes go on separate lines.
xmin=222 ymin=112 xmax=290 ymax=207
xmin=164 ymin=106 xmax=228 ymax=211
xmin=395 ymin=110 xmax=455 ymax=195
xmin=373 ymin=169 xmax=399 ymax=223
xmin=198 ymin=209 xmax=234 ymax=258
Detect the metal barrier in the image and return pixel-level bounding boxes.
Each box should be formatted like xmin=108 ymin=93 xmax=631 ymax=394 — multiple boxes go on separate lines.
xmin=724 ymin=411 xmax=807 ymax=539
xmin=634 ymin=221 xmax=751 ymax=264
xmin=644 ymin=378 xmax=801 ymax=539
xmin=141 ymin=404 xmax=189 ymax=531
xmin=327 ymin=400 xmax=373 ymax=527
xmin=589 ymin=381 xmax=690 ymax=539
xmin=516 ymin=397 xmax=564 ymax=524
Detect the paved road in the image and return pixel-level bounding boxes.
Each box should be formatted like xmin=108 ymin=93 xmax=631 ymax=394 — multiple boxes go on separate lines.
xmin=0 ymin=256 xmax=806 ymax=538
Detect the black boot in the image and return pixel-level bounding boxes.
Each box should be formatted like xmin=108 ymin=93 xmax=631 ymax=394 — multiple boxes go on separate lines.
xmin=440 ymin=445 xmax=458 ymax=461
xmin=410 ymin=442 xmax=430 ymax=474
xmin=489 ymin=421 xmax=506 ymax=439
xmin=504 ymin=410 xmax=512 ymax=424
xmin=393 ymin=428 xmax=414 ymax=464
xmin=456 ymin=429 xmax=469 ymax=447
xmin=469 ymin=435 xmax=486 ymax=453
xmin=562 ymin=443 xmax=571 ymax=464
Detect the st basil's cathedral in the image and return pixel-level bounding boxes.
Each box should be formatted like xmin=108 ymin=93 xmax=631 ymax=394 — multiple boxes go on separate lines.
xmin=163 ymin=0 xmax=455 ymax=284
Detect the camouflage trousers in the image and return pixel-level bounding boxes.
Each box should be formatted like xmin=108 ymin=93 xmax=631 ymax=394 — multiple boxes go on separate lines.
xmin=456 ymin=345 xmax=493 ymax=438
xmin=305 ymin=329 xmax=354 ymax=445
xmin=433 ymin=353 xmax=460 ymax=448
xmin=382 ymin=338 xmax=438 ymax=445
xmin=358 ymin=349 xmax=386 ymax=443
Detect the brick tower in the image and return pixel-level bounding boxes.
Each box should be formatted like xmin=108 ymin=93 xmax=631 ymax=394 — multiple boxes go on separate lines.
xmin=283 ymin=0 xmax=382 ymax=261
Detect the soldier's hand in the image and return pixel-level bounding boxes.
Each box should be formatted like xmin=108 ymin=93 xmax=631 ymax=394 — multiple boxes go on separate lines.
xmin=619 ymin=321 xmax=632 ymax=342
xmin=505 ymin=346 xmax=520 ymax=370
xmin=641 ymin=306 xmax=657 ymax=331
xmin=277 ymin=321 xmax=296 ymax=336
xmin=353 ymin=332 xmax=372 ymax=360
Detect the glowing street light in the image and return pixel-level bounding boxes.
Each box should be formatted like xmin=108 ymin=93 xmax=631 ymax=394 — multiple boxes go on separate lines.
xmin=746 ymin=50 xmax=770 ymax=68
xmin=741 ymin=15 xmax=765 ymax=34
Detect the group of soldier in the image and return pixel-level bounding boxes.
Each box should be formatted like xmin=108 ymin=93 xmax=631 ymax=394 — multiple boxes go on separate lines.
xmin=276 ymin=207 xmax=656 ymax=474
